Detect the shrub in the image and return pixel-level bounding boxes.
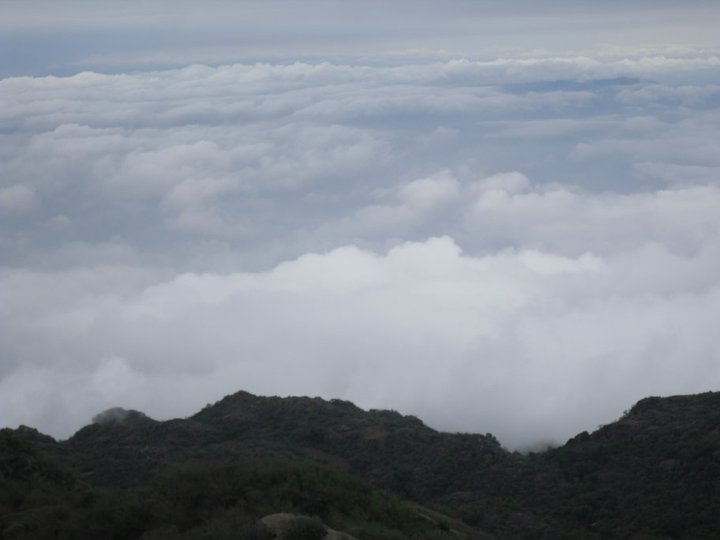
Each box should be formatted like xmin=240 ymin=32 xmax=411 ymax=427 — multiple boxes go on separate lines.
xmin=280 ymin=516 xmax=327 ymax=540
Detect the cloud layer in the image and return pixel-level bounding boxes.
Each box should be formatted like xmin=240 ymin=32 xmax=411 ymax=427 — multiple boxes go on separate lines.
xmin=3 ymin=1 xmax=720 ymax=77
xmin=2 ymin=46 xmax=720 ymax=449
xmin=1 ymin=234 xmax=718 ymax=449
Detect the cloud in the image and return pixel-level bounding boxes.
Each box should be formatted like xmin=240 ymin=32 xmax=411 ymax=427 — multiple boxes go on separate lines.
xmin=306 ymin=170 xmax=720 ymax=262
xmin=4 ymin=2 xmax=720 ymax=79
xmin=5 ymin=58 xmax=717 ymax=268
xmin=0 ymin=184 xmax=37 ymax=214
xmin=398 ymin=173 xmax=460 ymax=210
xmin=464 ymin=181 xmax=720 ymax=257
xmin=2 ymin=50 xmax=720 ymax=450
xmin=2 ymin=231 xmax=720 ymax=450
xmin=571 ymin=114 xmax=720 ymax=169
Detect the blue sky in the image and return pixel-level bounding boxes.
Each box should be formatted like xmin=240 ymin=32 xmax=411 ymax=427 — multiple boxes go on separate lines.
xmin=1 ymin=1 xmax=720 ymax=448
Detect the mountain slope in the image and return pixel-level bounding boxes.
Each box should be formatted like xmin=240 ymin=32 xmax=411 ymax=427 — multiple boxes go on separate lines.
xmin=524 ymin=393 xmax=720 ymax=538
xmin=3 ymin=390 xmax=720 ymax=539
xmin=2 ymin=430 xmax=479 ymax=539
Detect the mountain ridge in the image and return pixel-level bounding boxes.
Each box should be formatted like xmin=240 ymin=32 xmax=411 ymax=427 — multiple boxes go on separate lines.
xmin=3 ymin=390 xmax=720 ymax=539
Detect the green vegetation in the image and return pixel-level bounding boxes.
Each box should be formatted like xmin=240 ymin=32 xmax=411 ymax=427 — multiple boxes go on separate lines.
xmin=3 ymin=390 xmax=720 ymax=538
xmin=0 ymin=440 xmax=465 ymax=540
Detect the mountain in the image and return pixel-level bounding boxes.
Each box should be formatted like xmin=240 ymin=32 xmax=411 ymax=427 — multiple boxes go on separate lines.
xmin=2 ymin=391 xmax=720 ymax=539
xmin=523 ymin=393 xmax=720 ymax=538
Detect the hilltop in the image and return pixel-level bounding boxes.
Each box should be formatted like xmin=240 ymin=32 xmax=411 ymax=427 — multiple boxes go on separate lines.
xmin=2 ymin=390 xmax=720 ymax=539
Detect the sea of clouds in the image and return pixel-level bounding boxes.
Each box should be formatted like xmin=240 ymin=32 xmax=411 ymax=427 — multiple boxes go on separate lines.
xmin=2 ymin=47 xmax=720 ymax=448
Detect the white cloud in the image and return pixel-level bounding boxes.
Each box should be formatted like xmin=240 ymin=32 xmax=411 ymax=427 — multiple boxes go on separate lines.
xmin=464 ymin=181 xmax=720 ymax=257
xmin=5 ymin=2 xmax=720 ymax=74
xmin=633 ymin=162 xmax=720 ymax=186
xmin=0 ymin=184 xmax=37 ymax=214
xmin=2 ymin=48 xmax=720 ymax=450
xmin=0 ymin=236 xmax=718 ymax=448
xmin=616 ymin=83 xmax=720 ymax=106
xmin=398 ymin=172 xmax=460 ymax=210
xmin=470 ymin=171 xmax=531 ymax=195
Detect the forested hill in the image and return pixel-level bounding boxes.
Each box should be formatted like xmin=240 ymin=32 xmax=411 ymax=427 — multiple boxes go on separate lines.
xmin=2 ymin=390 xmax=720 ymax=539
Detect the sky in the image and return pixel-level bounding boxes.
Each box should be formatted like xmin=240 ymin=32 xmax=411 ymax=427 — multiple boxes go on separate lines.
xmin=1 ymin=0 xmax=720 ymax=449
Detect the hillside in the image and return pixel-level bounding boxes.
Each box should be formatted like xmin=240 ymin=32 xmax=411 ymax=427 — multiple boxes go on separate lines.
xmin=2 ymin=391 xmax=720 ymax=539
xmin=524 ymin=393 xmax=720 ymax=538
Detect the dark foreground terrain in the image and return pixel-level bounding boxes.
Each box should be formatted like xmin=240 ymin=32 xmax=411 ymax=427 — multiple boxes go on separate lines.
xmin=2 ymin=390 xmax=720 ymax=539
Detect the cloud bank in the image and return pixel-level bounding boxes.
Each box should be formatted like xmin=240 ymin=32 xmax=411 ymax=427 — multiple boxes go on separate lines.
xmin=2 ymin=44 xmax=720 ymax=449
xmin=1 ymin=234 xmax=718 ymax=449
